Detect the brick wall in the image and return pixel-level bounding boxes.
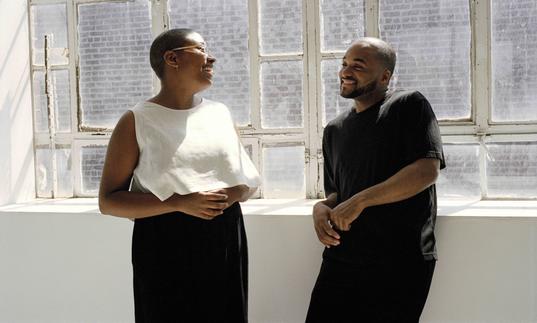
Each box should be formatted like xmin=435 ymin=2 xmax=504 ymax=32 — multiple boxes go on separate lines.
xmin=380 ymin=0 xmax=471 ymax=120
xmin=487 ymin=143 xmax=537 ymax=197
xmin=31 ymin=4 xmax=68 ymax=65
xmin=320 ymin=0 xmax=365 ymax=51
xmin=262 ymin=145 xmax=306 ymax=198
xmin=78 ymin=0 xmax=153 ymax=129
xmin=169 ymin=0 xmax=251 ymax=126
xmin=491 ymin=0 xmax=537 ymax=121
xmin=81 ymin=145 xmax=107 ymax=194
xmin=261 ymin=60 xmax=304 ymax=128
xmin=436 ymin=144 xmax=480 ymax=199
xmin=260 ymin=0 xmax=303 ymax=54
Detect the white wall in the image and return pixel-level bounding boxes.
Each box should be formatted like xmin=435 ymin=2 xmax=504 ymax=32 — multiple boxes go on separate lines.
xmin=0 ymin=0 xmax=35 ymax=206
xmin=0 ymin=210 xmax=536 ymax=323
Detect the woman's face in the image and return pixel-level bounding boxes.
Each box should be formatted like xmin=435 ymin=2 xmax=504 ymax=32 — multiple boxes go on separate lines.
xmin=173 ymin=33 xmax=216 ymax=91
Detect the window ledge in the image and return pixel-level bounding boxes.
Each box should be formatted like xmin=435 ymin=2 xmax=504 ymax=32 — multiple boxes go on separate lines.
xmin=0 ymin=198 xmax=536 ymax=218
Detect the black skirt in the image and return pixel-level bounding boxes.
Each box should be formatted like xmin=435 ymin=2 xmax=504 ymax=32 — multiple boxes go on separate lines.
xmin=132 ymin=202 xmax=248 ymax=323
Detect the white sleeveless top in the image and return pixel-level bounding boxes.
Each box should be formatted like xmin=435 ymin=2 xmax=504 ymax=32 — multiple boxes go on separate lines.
xmin=129 ymin=98 xmax=261 ymax=201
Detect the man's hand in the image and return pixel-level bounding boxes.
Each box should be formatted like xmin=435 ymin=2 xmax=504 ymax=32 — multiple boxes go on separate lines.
xmin=168 ymin=191 xmax=229 ymax=220
xmin=312 ymin=202 xmax=340 ymax=248
xmin=330 ymin=195 xmax=367 ymax=231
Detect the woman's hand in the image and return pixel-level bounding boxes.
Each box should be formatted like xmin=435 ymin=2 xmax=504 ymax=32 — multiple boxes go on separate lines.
xmin=168 ymin=191 xmax=229 ymax=220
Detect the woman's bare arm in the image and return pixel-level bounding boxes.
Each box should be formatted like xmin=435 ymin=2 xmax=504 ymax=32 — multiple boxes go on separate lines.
xmin=98 ymin=111 xmax=228 ymax=219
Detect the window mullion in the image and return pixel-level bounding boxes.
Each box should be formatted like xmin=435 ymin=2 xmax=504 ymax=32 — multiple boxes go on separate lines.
xmin=30 ymin=0 xmax=66 ymax=4
xmin=66 ymin=0 xmax=79 ymax=197
xmin=472 ymin=0 xmax=492 ymax=199
xmin=478 ymin=137 xmax=489 ymax=199
xmin=364 ymin=0 xmax=379 ymax=37
xmin=67 ymin=0 xmax=78 ymax=134
xmin=248 ymin=0 xmax=261 ymax=131
xmin=247 ymin=0 xmax=262 ymax=196
xmin=150 ymin=0 xmax=168 ymax=94
xmin=472 ymin=0 xmax=491 ymax=133
xmin=304 ymin=0 xmax=320 ymax=198
xmin=72 ymin=138 xmax=83 ymax=196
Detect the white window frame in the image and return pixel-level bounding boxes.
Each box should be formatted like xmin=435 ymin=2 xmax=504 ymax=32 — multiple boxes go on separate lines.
xmin=28 ymin=0 xmax=537 ymax=199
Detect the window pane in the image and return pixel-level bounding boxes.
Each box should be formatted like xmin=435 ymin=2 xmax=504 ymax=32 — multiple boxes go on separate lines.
xmin=169 ymin=0 xmax=251 ymax=126
xmin=260 ymin=0 xmax=303 ymax=54
xmin=320 ymin=0 xmax=365 ymax=52
xmin=321 ymin=59 xmax=351 ymax=125
xmin=261 ymin=60 xmax=303 ymax=128
xmin=262 ymin=145 xmax=305 ymax=198
xmin=32 ymin=70 xmax=72 ymax=133
xmin=491 ymin=0 xmax=537 ymax=122
xmin=78 ymin=0 xmax=153 ymax=129
xmin=81 ymin=145 xmax=107 ymax=195
xmin=31 ymin=4 xmax=68 ymax=66
xmin=487 ymin=142 xmax=537 ymax=198
xmin=437 ymin=144 xmax=480 ymax=200
xmin=35 ymin=145 xmax=73 ymax=198
xmin=243 ymin=144 xmax=253 ymax=160
xmin=379 ymin=0 xmax=471 ymax=120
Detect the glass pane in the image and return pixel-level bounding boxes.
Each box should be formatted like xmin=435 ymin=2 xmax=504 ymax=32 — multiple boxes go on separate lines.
xmin=320 ymin=0 xmax=365 ymax=51
xmin=243 ymin=144 xmax=253 ymax=160
xmin=262 ymin=145 xmax=305 ymax=198
xmin=32 ymin=72 xmax=47 ymax=133
xmin=321 ymin=59 xmax=352 ymax=125
xmin=32 ymin=70 xmax=72 ymax=133
xmin=81 ymin=145 xmax=107 ymax=195
xmin=169 ymin=0 xmax=251 ymax=126
xmin=78 ymin=0 xmax=153 ymax=129
xmin=35 ymin=145 xmax=73 ymax=198
xmin=31 ymin=4 xmax=68 ymax=66
xmin=379 ymin=0 xmax=471 ymax=120
xmin=261 ymin=60 xmax=303 ymax=128
xmin=437 ymin=144 xmax=480 ymax=200
xmin=487 ymin=142 xmax=537 ymax=198
xmin=260 ymin=0 xmax=303 ymax=54
xmin=491 ymin=0 xmax=537 ymax=122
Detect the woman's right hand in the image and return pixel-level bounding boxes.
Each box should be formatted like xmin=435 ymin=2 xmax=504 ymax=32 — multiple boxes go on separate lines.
xmin=168 ymin=191 xmax=229 ymax=220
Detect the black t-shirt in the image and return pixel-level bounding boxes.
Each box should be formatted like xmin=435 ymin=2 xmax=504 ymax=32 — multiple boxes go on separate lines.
xmin=322 ymin=90 xmax=446 ymax=265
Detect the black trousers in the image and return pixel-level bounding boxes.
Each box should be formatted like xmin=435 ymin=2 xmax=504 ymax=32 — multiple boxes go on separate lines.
xmin=306 ymin=258 xmax=435 ymax=323
xmin=132 ymin=202 xmax=248 ymax=323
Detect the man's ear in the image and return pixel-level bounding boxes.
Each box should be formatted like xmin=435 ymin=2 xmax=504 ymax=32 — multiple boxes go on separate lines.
xmin=380 ymin=68 xmax=392 ymax=87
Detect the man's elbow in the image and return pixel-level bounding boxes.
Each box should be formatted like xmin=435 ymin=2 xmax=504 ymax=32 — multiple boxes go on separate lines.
xmin=421 ymin=159 xmax=440 ymax=186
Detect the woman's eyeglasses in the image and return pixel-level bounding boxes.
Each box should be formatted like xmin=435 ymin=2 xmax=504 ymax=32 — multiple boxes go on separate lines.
xmin=170 ymin=44 xmax=209 ymax=55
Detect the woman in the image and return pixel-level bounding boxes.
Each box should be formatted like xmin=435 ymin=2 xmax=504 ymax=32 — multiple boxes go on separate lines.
xmin=98 ymin=28 xmax=260 ymax=323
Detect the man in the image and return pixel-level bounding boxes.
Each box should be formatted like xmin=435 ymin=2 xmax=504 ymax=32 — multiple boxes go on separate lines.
xmin=306 ymin=38 xmax=445 ymax=322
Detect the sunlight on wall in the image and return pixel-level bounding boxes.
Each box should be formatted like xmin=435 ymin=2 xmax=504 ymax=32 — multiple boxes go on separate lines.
xmin=0 ymin=0 xmax=35 ymax=205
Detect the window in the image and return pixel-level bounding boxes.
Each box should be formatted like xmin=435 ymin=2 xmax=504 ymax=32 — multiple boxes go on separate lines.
xmin=29 ymin=0 xmax=537 ymax=200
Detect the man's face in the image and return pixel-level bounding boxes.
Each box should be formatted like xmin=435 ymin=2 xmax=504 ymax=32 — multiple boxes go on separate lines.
xmin=339 ymin=44 xmax=386 ymax=99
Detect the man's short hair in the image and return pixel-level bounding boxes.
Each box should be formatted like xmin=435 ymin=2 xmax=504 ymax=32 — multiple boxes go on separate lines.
xmin=149 ymin=28 xmax=196 ymax=79
xmin=354 ymin=37 xmax=396 ymax=75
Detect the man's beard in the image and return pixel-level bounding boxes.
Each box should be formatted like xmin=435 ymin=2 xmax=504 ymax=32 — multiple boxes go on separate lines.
xmin=340 ymin=78 xmax=378 ymax=99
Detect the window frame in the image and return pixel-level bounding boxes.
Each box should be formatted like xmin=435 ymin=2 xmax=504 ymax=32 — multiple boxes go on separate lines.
xmin=28 ymin=0 xmax=537 ymax=199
